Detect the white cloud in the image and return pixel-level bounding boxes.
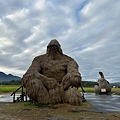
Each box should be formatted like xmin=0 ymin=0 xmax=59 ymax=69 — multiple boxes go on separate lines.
xmin=34 ymin=0 xmax=46 ymax=11
xmin=0 ymin=37 xmax=13 ymax=48
xmin=81 ymin=2 xmax=93 ymax=15
xmin=0 ymin=0 xmax=120 ymax=83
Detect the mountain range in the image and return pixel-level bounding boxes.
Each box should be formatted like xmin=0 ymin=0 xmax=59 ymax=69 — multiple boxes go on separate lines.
xmin=0 ymin=71 xmax=21 ymax=82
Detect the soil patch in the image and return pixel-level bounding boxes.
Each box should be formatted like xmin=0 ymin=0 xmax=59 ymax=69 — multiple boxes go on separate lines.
xmin=0 ymin=102 xmax=120 ymax=120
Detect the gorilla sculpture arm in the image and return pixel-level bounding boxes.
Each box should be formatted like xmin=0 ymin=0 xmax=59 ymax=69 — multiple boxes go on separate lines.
xmin=22 ymin=56 xmax=59 ymax=90
xmin=62 ymin=60 xmax=82 ymax=90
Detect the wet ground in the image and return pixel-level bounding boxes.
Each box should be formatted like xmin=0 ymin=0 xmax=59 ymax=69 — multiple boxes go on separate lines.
xmin=0 ymin=93 xmax=120 ymax=113
xmin=0 ymin=94 xmax=13 ymax=102
xmin=84 ymin=93 xmax=120 ymax=113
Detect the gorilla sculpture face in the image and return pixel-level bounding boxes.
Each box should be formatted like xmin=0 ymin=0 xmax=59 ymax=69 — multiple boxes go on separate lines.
xmin=47 ymin=39 xmax=62 ymax=54
xmin=47 ymin=39 xmax=63 ymax=60
xmin=49 ymin=45 xmax=59 ymax=52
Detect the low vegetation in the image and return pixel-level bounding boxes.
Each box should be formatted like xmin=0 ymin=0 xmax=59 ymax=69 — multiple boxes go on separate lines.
xmin=0 ymin=80 xmax=21 ymax=85
xmin=0 ymin=85 xmax=120 ymax=95
xmin=0 ymin=85 xmax=21 ymax=93
xmin=1 ymin=101 xmax=120 ymax=120
xmin=0 ymin=85 xmax=120 ymax=119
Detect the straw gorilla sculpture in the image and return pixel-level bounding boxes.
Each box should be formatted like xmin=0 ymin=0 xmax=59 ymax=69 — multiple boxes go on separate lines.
xmin=22 ymin=39 xmax=82 ymax=105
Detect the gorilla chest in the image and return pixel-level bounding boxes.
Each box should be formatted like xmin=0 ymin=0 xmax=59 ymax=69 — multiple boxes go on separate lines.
xmin=41 ymin=59 xmax=67 ymax=78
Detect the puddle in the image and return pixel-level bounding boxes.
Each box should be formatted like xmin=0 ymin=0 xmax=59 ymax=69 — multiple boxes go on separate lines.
xmin=0 ymin=94 xmax=20 ymax=102
xmin=85 ymin=93 xmax=120 ymax=112
xmin=0 ymin=92 xmax=120 ymax=112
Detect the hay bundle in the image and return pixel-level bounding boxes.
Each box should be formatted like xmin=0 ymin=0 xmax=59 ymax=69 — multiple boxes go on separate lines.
xmin=62 ymin=72 xmax=81 ymax=90
xmin=49 ymin=85 xmax=63 ymax=104
xmin=25 ymin=78 xmax=50 ymax=104
xmin=62 ymin=87 xmax=82 ymax=105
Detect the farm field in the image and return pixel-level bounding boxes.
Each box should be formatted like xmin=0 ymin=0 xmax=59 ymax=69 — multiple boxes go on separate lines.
xmin=0 ymin=85 xmax=120 ymax=95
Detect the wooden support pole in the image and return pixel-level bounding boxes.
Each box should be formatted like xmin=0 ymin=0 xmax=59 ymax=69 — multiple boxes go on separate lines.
xmin=21 ymin=86 xmax=24 ymax=101
xmin=13 ymin=93 xmax=15 ymax=102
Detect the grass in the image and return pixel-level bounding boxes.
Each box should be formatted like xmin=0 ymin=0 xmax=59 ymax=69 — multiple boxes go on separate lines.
xmin=0 ymin=85 xmax=120 ymax=95
xmin=0 ymin=85 xmax=22 ymax=93
xmin=81 ymin=87 xmax=120 ymax=95
xmin=79 ymin=87 xmax=95 ymax=92
xmin=111 ymin=87 xmax=120 ymax=95
xmin=0 ymin=85 xmax=95 ymax=93
xmin=1 ymin=101 xmax=120 ymax=120
xmin=0 ymin=86 xmax=120 ymax=119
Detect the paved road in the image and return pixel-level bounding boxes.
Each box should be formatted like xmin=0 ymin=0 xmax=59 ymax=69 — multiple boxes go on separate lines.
xmin=84 ymin=93 xmax=120 ymax=112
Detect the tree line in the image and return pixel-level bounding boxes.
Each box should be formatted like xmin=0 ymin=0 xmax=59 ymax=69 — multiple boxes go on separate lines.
xmin=0 ymin=80 xmax=22 ymax=85
xmin=0 ymin=80 xmax=97 ymax=87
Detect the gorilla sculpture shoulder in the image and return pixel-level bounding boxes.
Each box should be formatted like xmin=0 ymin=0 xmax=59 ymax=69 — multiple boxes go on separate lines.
xmin=22 ymin=39 xmax=82 ymax=105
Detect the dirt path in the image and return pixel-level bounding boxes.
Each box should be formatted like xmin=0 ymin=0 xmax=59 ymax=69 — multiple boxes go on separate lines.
xmin=0 ymin=92 xmax=120 ymax=120
xmin=0 ymin=102 xmax=19 ymax=120
xmin=0 ymin=102 xmax=120 ymax=120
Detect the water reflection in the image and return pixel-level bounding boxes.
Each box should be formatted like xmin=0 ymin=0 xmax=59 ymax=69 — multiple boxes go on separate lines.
xmin=0 ymin=94 xmax=20 ymax=102
xmin=0 ymin=93 xmax=120 ymax=112
xmin=84 ymin=93 xmax=120 ymax=112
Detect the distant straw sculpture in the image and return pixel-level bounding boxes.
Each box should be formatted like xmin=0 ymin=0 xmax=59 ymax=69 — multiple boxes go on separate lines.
xmin=22 ymin=39 xmax=82 ymax=105
xmin=94 ymin=72 xmax=112 ymax=94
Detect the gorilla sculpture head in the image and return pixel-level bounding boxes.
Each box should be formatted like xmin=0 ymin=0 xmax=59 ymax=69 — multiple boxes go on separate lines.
xmin=47 ymin=39 xmax=63 ymax=60
xmin=47 ymin=39 xmax=62 ymax=53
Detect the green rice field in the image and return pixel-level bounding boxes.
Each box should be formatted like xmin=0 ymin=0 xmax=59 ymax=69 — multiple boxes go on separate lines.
xmin=0 ymin=85 xmax=120 ymax=95
xmin=0 ymin=85 xmax=22 ymax=93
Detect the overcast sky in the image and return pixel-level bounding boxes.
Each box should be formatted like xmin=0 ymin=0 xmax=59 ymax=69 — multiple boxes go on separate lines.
xmin=0 ymin=0 xmax=120 ymax=83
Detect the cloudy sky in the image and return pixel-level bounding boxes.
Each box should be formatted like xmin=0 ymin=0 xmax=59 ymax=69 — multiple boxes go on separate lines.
xmin=0 ymin=0 xmax=120 ymax=83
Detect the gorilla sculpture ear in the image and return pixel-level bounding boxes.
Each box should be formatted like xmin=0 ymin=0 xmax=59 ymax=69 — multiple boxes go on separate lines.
xmin=46 ymin=39 xmax=63 ymax=54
